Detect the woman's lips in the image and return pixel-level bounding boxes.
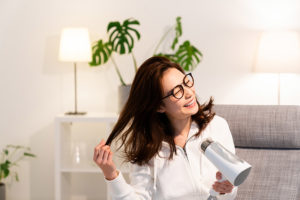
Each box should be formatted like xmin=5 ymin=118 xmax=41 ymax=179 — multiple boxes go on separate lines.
xmin=184 ymin=98 xmax=196 ymax=108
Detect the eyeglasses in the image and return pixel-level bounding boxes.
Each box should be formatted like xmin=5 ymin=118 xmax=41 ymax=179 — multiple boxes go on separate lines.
xmin=162 ymin=73 xmax=194 ymax=100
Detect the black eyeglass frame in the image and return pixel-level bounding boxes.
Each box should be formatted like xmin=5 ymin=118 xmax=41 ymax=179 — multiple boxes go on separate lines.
xmin=161 ymin=73 xmax=194 ymax=100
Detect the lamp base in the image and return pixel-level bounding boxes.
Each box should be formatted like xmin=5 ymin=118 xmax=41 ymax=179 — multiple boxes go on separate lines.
xmin=65 ymin=111 xmax=87 ymax=115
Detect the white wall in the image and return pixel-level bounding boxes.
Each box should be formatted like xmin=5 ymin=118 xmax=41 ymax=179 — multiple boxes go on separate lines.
xmin=1 ymin=0 xmax=300 ymax=199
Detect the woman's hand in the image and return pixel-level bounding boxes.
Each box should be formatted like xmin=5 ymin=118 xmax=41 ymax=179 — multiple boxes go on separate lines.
xmin=93 ymin=139 xmax=118 ymax=180
xmin=212 ymin=171 xmax=234 ymax=195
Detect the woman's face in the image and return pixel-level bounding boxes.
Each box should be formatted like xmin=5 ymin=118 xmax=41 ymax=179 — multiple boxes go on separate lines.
xmin=158 ymin=68 xmax=199 ymax=120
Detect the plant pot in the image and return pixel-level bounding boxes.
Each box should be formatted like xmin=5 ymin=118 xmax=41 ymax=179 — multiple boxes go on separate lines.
xmin=0 ymin=183 xmax=5 ymax=200
xmin=118 ymin=85 xmax=131 ymax=113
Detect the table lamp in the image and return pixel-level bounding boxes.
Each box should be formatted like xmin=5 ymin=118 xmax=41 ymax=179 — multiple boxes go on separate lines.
xmin=59 ymin=28 xmax=92 ymax=115
xmin=253 ymin=31 xmax=300 ymax=104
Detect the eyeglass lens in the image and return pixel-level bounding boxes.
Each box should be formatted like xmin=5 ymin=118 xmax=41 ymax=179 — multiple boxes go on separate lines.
xmin=173 ymin=74 xmax=194 ymax=99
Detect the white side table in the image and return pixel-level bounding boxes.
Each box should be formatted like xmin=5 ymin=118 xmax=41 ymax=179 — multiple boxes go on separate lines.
xmin=54 ymin=113 xmax=122 ymax=200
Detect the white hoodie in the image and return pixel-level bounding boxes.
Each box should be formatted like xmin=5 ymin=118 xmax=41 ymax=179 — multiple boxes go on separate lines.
xmin=105 ymin=115 xmax=238 ymax=200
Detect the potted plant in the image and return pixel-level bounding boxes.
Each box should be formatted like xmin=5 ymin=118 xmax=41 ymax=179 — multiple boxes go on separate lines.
xmin=0 ymin=145 xmax=36 ymax=200
xmin=89 ymin=17 xmax=203 ymax=111
xmin=154 ymin=17 xmax=203 ymax=72
xmin=89 ymin=18 xmax=140 ymax=111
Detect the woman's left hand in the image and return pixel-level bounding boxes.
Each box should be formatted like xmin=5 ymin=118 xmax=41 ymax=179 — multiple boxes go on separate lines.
xmin=212 ymin=171 xmax=234 ymax=194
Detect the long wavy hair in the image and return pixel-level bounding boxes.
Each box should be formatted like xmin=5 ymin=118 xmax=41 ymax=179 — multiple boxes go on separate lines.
xmin=106 ymin=56 xmax=215 ymax=166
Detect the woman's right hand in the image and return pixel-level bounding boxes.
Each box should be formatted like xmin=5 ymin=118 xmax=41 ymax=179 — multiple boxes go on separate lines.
xmin=93 ymin=139 xmax=119 ymax=180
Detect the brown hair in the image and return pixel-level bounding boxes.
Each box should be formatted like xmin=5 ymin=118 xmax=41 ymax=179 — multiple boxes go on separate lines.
xmin=106 ymin=56 xmax=215 ymax=165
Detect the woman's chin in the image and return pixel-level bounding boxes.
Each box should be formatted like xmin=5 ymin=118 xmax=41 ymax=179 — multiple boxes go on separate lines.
xmin=183 ymin=102 xmax=199 ymax=116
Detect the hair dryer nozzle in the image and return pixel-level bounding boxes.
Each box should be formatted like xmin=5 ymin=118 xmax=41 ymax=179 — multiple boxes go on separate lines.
xmin=201 ymin=137 xmax=213 ymax=152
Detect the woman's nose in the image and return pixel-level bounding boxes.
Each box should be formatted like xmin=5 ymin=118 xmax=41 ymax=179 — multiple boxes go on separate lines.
xmin=184 ymin=86 xmax=194 ymax=99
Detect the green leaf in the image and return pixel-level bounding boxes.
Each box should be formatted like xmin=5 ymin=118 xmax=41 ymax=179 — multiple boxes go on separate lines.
xmin=15 ymin=173 xmax=19 ymax=182
xmin=1 ymin=160 xmax=11 ymax=178
xmin=174 ymin=40 xmax=203 ymax=71
xmin=107 ymin=18 xmax=140 ymax=54
xmin=89 ymin=40 xmax=113 ymax=66
xmin=24 ymin=152 xmax=36 ymax=157
xmin=3 ymin=168 xmax=9 ymax=178
xmin=171 ymin=16 xmax=182 ymax=50
xmin=4 ymin=149 xmax=8 ymax=155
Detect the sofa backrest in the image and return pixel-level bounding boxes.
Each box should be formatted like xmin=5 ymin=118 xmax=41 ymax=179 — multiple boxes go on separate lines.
xmin=213 ymin=105 xmax=300 ymax=149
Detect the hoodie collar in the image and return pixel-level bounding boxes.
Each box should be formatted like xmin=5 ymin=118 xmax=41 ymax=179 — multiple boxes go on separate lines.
xmin=162 ymin=121 xmax=199 ymax=147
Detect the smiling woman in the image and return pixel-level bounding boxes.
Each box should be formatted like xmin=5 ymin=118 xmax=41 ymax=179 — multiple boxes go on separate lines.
xmin=93 ymin=56 xmax=238 ymax=200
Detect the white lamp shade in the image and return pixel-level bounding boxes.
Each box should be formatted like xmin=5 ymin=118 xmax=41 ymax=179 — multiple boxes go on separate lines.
xmin=254 ymin=31 xmax=300 ymax=73
xmin=59 ymin=28 xmax=92 ymax=62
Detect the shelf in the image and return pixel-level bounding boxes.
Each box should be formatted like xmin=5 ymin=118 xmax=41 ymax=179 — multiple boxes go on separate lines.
xmin=55 ymin=113 xmax=122 ymax=200
xmin=61 ymin=168 xmax=130 ymax=174
xmin=61 ymin=168 xmax=101 ymax=173
xmin=55 ymin=112 xmax=119 ymax=123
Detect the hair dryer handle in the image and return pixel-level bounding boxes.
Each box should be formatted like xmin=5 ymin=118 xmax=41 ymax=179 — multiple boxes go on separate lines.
xmin=209 ymin=174 xmax=227 ymax=197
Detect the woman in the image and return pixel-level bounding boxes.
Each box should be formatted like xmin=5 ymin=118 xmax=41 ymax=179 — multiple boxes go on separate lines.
xmin=93 ymin=56 xmax=237 ymax=200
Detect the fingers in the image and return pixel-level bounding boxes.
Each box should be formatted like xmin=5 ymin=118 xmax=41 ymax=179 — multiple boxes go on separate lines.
xmin=102 ymin=146 xmax=110 ymax=164
xmin=94 ymin=144 xmax=113 ymax=166
xmin=216 ymin=171 xmax=222 ymax=180
xmin=212 ymin=184 xmax=232 ymax=194
xmin=93 ymin=139 xmax=109 ymax=162
xmin=108 ymin=151 xmax=113 ymax=163
xmin=98 ymin=139 xmax=106 ymax=147
xmin=93 ymin=139 xmax=117 ymax=179
xmin=98 ymin=145 xmax=109 ymax=163
xmin=213 ymin=172 xmax=233 ymax=194
xmin=212 ymin=180 xmax=233 ymax=194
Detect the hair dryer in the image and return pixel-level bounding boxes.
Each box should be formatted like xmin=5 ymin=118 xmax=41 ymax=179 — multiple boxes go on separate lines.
xmin=201 ymin=138 xmax=252 ymax=199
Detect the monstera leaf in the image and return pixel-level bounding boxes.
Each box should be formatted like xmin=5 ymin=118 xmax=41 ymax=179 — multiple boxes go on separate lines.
xmin=0 ymin=161 xmax=10 ymax=178
xmin=107 ymin=18 xmax=140 ymax=54
xmin=171 ymin=17 xmax=182 ymax=50
xmin=89 ymin=40 xmax=113 ymax=66
xmin=174 ymin=40 xmax=203 ymax=71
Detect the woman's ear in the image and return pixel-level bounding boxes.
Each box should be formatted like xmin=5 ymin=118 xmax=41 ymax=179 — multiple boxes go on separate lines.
xmin=157 ymin=105 xmax=166 ymax=113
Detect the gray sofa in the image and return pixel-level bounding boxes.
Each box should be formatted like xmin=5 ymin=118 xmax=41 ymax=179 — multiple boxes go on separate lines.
xmin=213 ymin=105 xmax=300 ymax=200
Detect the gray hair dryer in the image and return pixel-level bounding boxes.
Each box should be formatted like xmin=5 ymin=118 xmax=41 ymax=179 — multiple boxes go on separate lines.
xmin=201 ymin=138 xmax=252 ymax=199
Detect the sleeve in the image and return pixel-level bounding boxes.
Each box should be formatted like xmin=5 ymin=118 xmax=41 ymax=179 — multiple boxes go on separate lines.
xmin=216 ymin=117 xmax=236 ymax=154
xmin=215 ymin=116 xmax=238 ymax=200
xmin=105 ymin=162 xmax=155 ymax=200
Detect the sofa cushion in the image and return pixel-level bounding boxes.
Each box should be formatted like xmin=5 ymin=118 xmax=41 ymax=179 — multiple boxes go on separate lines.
xmin=213 ymin=105 xmax=300 ymax=149
xmin=235 ymin=148 xmax=300 ymax=200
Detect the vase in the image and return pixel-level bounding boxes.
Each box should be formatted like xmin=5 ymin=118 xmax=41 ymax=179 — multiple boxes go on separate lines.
xmin=118 ymin=85 xmax=131 ymax=113
xmin=70 ymin=142 xmax=87 ymax=169
xmin=0 ymin=183 xmax=5 ymax=200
